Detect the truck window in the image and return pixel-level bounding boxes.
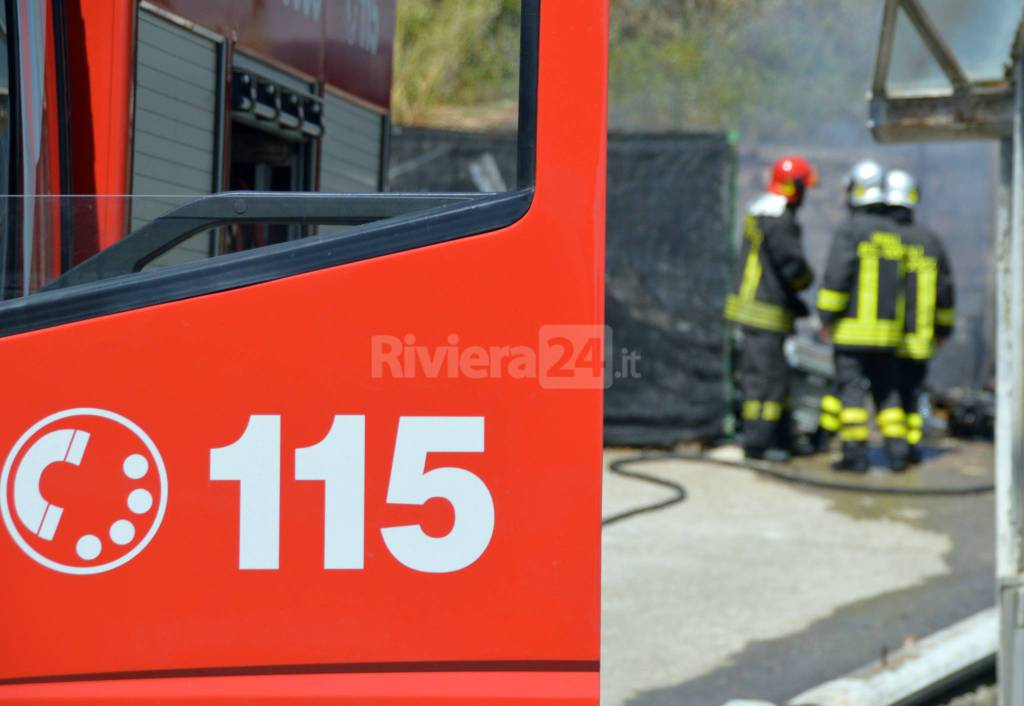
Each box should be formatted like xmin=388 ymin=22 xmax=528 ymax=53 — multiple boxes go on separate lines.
xmin=0 ymin=0 xmax=535 ymax=336
xmin=0 ymin=0 xmax=9 ymax=198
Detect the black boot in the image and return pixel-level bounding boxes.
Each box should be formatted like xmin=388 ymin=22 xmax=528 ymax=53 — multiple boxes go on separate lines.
xmin=812 ymin=427 xmax=835 ymax=453
xmin=907 ymin=445 xmax=923 ymax=465
xmin=833 ymin=441 xmax=868 ymax=473
xmin=887 ymin=438 xmax=910 ymax=473
xmin=744 ymin=446 xmax=766 ymax=460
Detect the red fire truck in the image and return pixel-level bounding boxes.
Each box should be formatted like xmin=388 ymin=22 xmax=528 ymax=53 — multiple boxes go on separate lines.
xmin=0 ymin=1 xmax=606 ymax=704
xmin=8 ymin=0 xmax=397 ymax=293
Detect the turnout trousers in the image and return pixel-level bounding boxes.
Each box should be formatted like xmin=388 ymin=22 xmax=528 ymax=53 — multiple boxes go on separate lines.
xmin=739 ymin=328 xmax=789 ymax=453
xmin=896 ymin=358 xmax=928 ymax=461
xmin=834 ymin=349 xmax=909 ymax=468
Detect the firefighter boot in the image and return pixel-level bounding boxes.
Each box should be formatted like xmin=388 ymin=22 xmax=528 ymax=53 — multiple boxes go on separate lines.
xmin=833 ymin=441 xmax=868 ymax=473
xmin=811 ymin=426 xmax=835 ymax=454
xmin=878 ymin=407 xmax=910 ymax=472
xmin=887 ymin=438 xmax=911 ymax=472
xmin=744 ymin=445 xmax=766 ymax=461
xmin=907 ymin=444 xmax=923 ymax=465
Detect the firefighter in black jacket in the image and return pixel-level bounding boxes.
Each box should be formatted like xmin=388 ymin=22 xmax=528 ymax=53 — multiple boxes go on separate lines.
xmin=817 ymin=162 xmax=909 ymax=472
xmin=885 ymin=169 xmax=955 ymax=464
xmin=815 ymin=161 xmax=883 ymax=450
xmin=725 ymin=155 xmax=817 ymax=459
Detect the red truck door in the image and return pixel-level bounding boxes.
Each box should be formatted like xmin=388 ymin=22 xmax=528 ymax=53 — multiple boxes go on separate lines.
xmin=0 ymin=1 xmax=606 ymax=704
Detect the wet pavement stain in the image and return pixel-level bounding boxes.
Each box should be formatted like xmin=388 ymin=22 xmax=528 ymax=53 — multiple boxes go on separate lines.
xmin=618 ymin=439 xmax=996 ymax=706
xmin=792 ymin=440 xmax=994 ymax=529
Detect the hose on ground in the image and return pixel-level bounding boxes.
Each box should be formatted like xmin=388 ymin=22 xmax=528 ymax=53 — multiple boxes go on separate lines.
xmin=602 ymin=450 xmax=995 ymax=528
xmin=601 ymin=455 xmax=688 ymax=527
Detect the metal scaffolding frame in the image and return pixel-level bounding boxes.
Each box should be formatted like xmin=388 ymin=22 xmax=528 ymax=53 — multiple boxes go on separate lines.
xmin=870 ymin=0 xmax=1016 ymax=143
xmin=871 ymin=1 xmax=1024 ymax=703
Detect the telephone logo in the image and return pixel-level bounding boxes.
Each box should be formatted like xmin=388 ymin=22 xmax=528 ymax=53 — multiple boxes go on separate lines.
xmin=1 ymin=409 xmax=168 ymax=575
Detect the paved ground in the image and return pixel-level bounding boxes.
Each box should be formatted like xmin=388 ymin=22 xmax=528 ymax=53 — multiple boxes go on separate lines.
xmin=601 ymin=441 xmax=995 ymax=706
xmin=940 ymin=684 xmax=997 ymax=706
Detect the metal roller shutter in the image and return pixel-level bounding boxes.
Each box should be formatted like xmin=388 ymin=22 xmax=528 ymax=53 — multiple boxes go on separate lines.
xmin=320 ymin=91 xmax=384 ymax=193
xmin=131 ymin=9 xmax=220 ymax=265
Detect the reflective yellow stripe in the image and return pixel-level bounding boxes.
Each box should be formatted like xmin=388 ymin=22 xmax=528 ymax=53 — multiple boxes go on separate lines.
xmin=877 ymin=407 xmax=905 ymax=426
xmin=840 ymin=426 xmax=870 ymax=441
xmin=899 ymin=247 xmax=941 ymax=358
xmin=725 ymin=294 xmax=794 ymax=333
xmin=897 ymin=334 xmax=935 ymax=360
xmin=881 ymin=423 xmax=907 ymax=439
xmin=879 ymin=406 xmax=906 ymax=439
xmin=739 ymin=216 xmax=764 ymax=300
xmin=857 ymin=239 xmax=880 ymax=324
xmin=817 ymin=288 xmax=850 ymax=313
xmin=819 ymin=413 xmax=841 ymax=431
xmin=902 ymin=254 xmax=938 ymax=358
xmin=840 ymin=407 xmax=869 ymax=424
xmin=917 ymin=263 xmax=937 ymax=336
xmin=936 ymin=307 xmax=956 ymax=327
xmin=835 ymin=232 xmax=905 ymax=348
xmin=742 ymin=400 xmax=761 ymax=420
xmin=762 ymin=401 xmax=782 ymax=421
xmin=725 ymin=216 xmax=796 ymax=333
xmin=821 ymin=394 xmax=842 ymax=414
xmin=907 ymin=429 xmax=923 ymax=445
xmin=907 ymin=413 xmax=923 ymax=429
xmin=832 ymin=318 xmax=903 ymax=347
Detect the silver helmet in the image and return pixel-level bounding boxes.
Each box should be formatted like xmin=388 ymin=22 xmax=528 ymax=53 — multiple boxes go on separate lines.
xmin=884 ymin=169 xmax=919 ymax=209
xmin=845 ymin=160 xmax=885 ymax=208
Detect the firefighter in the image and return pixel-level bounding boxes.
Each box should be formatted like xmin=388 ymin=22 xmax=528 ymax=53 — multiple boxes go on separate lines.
xmin=813 ymin=161 xmax=888 ymax=452
xmin=725 ymin=155 xmax=817 ymax=460
xmin=817 ymin=160 xmax=909 ymax=472
xmin=886 ymin=169 xmax=955 ymax=464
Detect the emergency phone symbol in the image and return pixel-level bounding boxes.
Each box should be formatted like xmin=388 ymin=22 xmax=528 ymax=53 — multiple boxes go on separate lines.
xmin=0 ymin=408 xmax=168 ymax=575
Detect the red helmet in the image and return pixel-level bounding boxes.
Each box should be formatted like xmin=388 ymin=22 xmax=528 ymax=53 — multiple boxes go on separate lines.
xmin=767 ymin=155 xmax=819 ymax=203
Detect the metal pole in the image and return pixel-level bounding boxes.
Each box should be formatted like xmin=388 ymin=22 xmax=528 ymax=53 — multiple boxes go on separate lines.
xmin=997 ymin=57 xmax=1024 ymax=706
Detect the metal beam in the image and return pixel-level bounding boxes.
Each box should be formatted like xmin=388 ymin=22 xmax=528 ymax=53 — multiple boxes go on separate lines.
xmin=869 ymin=90 xmax=1014 ymax=142
xmin=997 ymin=55 xmax=1024 ymax=706
xmin=872 ymin=0 xmax=900 ymax=97
xmin=900 ymin=0 xmax=970 ymax=94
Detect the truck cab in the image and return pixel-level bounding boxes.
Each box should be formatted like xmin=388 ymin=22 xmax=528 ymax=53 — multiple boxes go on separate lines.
xmin=0 ymin=1 xmax=606 ymax=704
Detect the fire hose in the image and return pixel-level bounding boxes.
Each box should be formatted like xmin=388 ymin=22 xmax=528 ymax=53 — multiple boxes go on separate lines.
xmin=601 ymin=450 xmax=995 ymax=528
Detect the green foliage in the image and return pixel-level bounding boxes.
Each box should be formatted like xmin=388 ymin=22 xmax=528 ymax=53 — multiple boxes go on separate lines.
xmin=608 ymin=0 xmax=760 ymax=131
xmin=392 ymin=0 xmax=521 ymax=127
xmin=392 ymin=0 xmax=881 ymax=141
xmin=610 ymin=0 xmax=881 ymax=141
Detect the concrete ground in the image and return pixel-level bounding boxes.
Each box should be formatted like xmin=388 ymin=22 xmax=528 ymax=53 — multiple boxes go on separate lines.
xmin=601 ymin=441 xmax=995 ymax=706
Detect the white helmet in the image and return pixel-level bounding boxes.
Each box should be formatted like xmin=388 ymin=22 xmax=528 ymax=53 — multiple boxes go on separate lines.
xmin=884 ymin=169 xmax=919 ymax=209
xmin=845 ymin=159 xmax=885 ymax=207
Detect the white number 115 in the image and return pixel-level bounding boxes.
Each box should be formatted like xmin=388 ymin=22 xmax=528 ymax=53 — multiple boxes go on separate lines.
xmin=210 ymin=416 xmax=493 ymax=574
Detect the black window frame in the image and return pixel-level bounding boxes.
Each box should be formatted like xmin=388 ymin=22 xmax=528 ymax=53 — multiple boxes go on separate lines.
xmin=0 ymin=0 xmax=539 ymax=338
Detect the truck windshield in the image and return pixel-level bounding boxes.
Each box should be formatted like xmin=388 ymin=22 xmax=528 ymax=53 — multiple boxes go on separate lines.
xmin=0 ymin=0 xmax=528 ymax=300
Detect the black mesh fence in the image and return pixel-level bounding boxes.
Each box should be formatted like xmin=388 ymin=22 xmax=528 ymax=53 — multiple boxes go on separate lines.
xmin=388 ymin=126 xmax=519 ymax=192
xmin=604 ymin=134 xmax=736 ymax=446
xmin=389 ymin=127 xmax=737 ymax=448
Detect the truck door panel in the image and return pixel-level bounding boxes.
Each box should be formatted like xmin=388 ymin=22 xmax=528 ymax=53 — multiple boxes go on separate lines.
xmin=0 ymin=2 xmax=605 ymax=704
